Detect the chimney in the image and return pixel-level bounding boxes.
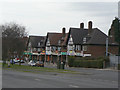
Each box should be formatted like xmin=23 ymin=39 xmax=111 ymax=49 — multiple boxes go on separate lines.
xmin=88 ymin=21 xmax=93 ymax=34
xmin=80 ymin=23 xmax=84 ymax=29
xmin=62 ymin=27 xmax=66 ymax=35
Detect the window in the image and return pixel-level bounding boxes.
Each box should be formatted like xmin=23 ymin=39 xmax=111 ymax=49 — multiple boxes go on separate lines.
xmin=58 ymin=47 xmax=61 ymax=51
xmin=52 ymin=46 xmax=56 ymax=51
xmin=58 ymin=40 xmax=61 ymax=45
xmin=83 ymin=37 xmax=86 ymax=43
xmin=46 ymin=46 xmax=50 ymax=51
xmin=28 ymin=48 xmax=31 ymax=52
xmin=38 ymin=48 xmax=40 ymax=51
xmin=38 ymin=42 xmax=40 ymax=46
xmin=83 ymin=46 xmax=87 ymax=51
xmin=76 ymin=45 xmax=81 ymax=51
xmin=33 ymin=48 xmax=36 ymax=51
xmin=68 ymin=45 xmax=73 ymax=51
xmin=73 ymin=45 xmax=75 ymax=50
xmin=68 ymin=35 xmax=73 ymax=45
xmin=28 ymin=42 xmax=31 ymax=47
xmin=46 ymin=38 xmax=50 ymax=46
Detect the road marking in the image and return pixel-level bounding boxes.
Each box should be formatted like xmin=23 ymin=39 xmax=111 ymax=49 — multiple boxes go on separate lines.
xmin=103 ymin=80 xmax=109 ymax=82
xmin=35 ymin=79 xmax=41 ymax=81
xmin=69 ymin=85 xmax=79 ymax=88
xmin=112 ymin=81 xmax=117 ymax=83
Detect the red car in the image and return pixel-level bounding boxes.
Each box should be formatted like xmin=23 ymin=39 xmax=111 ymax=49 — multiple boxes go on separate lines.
xmin=36 ymin=61 xmax=44 ymax=67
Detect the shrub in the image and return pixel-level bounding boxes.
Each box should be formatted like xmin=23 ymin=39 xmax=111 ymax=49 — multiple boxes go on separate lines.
xmin=118 ymin=64 xmax=120 ymax=70
xmin=68 ymin=56 xmax=104 ymax=68
xmin=68 ymin=56 xmax=74 ymax=67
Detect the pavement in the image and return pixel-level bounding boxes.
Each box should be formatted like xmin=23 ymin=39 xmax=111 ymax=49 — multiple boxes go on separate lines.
xmin=2 ymin=62 xmax=119 ymax=88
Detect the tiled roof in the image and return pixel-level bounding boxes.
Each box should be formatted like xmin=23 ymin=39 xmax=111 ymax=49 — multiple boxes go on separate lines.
xmin=85 ymin=28 xmax=107 ymax=45
xmin=68 ymin=27 xmax=109 ymax=45
xmin=28 ymin=36 xmax=46 ymax=48
xmin=69 ymin=28 xmax=88 ymax=45
xmin=46 ymin=32 xmax=68 ymax=46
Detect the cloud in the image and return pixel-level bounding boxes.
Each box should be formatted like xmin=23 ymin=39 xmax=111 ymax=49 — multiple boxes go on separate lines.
xmin=0 ymin=1 xmax=118 ymax=36
xmin=0 ymin=0 xmax=119 ymax=3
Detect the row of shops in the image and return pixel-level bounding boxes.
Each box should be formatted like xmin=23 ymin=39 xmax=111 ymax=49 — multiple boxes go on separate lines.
xmin=23 ymin=50 xmax=91 ymax=64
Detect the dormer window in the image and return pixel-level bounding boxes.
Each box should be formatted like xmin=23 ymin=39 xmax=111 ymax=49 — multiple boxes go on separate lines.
xmin=28 ymin=42 xmax=31 ymax=47
xmin=61 ymin=37 xmax=64 ymax=40
xmin=58 ymin=40 xmax=61 ymax=45
xmin=46 ymin=38 xmax=50 ymax=46
xmin=38 ymin=42 xmax=40 ymax=47
xmin=83 ymin=37 xmax=86 ymax=43
xmin=68 ymin=35 xmax=73 ymax=45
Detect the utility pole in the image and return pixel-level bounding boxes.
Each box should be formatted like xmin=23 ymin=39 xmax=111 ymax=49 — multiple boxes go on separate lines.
xmin=106 ymin=38 xmax=108 ymax=56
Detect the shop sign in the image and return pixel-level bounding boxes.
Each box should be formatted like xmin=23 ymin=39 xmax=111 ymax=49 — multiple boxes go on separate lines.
xmin=68 ymin=51 xmax=75 ymax=56
xmin=46 ymin=51 xmax=51 ymax=55
xmin=61 ymin=52 xmax=67 ymax=55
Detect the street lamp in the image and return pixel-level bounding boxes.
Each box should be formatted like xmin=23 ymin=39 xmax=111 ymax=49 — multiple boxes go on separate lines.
xmin=106 ymin=38 xmax=108 ymax=56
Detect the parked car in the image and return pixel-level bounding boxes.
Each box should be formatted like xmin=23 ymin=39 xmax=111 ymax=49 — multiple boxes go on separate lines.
xmin=13 ymin=58 xmax=20 ymax=63
xmin=36 ymin=61 xmax=44 ymax=67
xmin=28 ymin=60 xmax=36 ymax=66
xmin=13 ymin=58 xmax=19 ymax=63
xmin=18 ymin=59 xmax=24 ymax=63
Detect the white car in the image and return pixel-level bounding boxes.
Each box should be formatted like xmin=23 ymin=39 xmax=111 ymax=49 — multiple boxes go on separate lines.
xmin=13 ymin=58 xmax=19 ymax=63
xmin=28 ymin=60 xmax=36 ymax=66
xmin=13 ymin=58 xmax=24 ymax=63
xmin=18 ymin=59 xmax=24 ymax=63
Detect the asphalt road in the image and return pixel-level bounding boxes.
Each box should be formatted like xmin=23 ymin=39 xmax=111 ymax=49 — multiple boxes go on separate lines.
xmin=2 ymin=68 xmax=119 ymax=88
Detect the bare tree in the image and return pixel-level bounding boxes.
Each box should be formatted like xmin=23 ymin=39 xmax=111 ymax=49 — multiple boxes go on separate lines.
xmin=1 ymin=22 xmax=28 ymax=61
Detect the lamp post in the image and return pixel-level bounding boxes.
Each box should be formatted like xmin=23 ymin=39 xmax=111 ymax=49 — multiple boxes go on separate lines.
xmin=57 ymin=46 xmax=61 ymax=69
xmin=106 ymin=38 xmax=108 ymax=56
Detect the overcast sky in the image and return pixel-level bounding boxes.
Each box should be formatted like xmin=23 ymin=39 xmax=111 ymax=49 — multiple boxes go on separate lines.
xmin=0 ymin=0 xmax=119 ymax=36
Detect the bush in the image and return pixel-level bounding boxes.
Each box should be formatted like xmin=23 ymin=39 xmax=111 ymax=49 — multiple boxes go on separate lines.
xmin=118 ymin=64 xmax=120 ymax=70
xmin=68 ymin=56 xmax=104 ymax=68
xmin=68 ymin=56 xmax=74 ymax=67
xmin=97 ymin=56 xmax=109 ymax=62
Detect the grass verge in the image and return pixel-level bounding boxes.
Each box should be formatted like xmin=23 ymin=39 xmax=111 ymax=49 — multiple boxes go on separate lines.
xmin=2 ymin=64 xmax=82 ymax=74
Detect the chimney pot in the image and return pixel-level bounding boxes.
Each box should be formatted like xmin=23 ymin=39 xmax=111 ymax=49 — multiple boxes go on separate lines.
xmin=62 ymin=27 xmax=66 ymax=34
xmin=88 ymin=21 xmax=93 ymax=34
xmin=80 ymin=23 xmax=84 ymax=29
xmin=88 ymin=21 xmax=92 ymax=30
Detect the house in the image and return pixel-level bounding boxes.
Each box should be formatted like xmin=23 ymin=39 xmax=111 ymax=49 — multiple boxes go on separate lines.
xmin=45 ymin=28 xmax=68 ymax=63
xmin=67 ymin=21 xmax=109 ymax=57
xmin=26 ymin=35 xmax=46 ymax=60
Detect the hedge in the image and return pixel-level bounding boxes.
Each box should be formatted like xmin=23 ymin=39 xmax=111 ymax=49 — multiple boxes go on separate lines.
xmin=118 ymin=64 xmax=120 ymax=70
xmin=68 ymin=56 xmax=107 ymax=69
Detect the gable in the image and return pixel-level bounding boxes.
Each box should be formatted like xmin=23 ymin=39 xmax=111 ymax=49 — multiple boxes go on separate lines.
xmin=69 ymin=28 xmax=88 ymax=45
xmin=46 ymin=38 xmax=50 ymax=46
xmin=68 ymin=34 xmax=73 ymax=45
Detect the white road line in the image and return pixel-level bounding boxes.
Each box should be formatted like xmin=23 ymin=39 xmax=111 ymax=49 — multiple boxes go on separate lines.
xmin=35 ymin=79 xmax=41 ymax=81
xmin=103 ymin=80 xmax=109 ymax=82
xmin=69 ymin=85 xmax=79 ymax=88
xmin=112 ymin=81 xmax=117 ymax=83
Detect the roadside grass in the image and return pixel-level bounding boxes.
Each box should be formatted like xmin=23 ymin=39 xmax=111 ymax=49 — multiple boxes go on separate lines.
xmin=0 ymin=63 xmax=2 ymax=68
xmin=2 ymin=64 xmax=82 ymax=74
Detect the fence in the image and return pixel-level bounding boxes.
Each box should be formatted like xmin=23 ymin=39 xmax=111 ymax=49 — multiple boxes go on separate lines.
xmin=109 ymin=55 xmax=120 ymax=69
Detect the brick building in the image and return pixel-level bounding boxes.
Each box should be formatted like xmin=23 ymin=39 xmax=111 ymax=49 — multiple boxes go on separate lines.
xmin=45 ymin=28 xmax=68 ymax=63
xmin=66 ymin=21 xmax=114 ymax=57
xmin=26 ymin=36 xmax=46 ymax=61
